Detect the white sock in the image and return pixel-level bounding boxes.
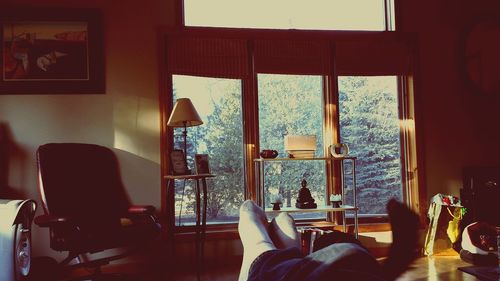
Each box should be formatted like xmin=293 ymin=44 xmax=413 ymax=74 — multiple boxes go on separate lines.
xmin=238 ymin=200 xmax=276 ymax=281
xmin=269 ymin=212 xmax=301 ymax=249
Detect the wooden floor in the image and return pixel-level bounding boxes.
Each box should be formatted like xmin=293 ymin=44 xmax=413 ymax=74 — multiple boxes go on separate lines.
xmin=169 ymin=254 xmax=485 ymax=281
xmin=396 ymin=255 xmax=482 ymax=281
xmin=64 ymin=253 xmax=490 ymax=281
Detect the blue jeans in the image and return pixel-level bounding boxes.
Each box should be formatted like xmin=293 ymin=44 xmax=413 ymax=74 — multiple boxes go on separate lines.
xmin=248 ymin=243 xmax=386 ymax=281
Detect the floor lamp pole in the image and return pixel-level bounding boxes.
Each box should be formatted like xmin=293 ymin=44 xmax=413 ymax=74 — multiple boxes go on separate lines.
xmin=183 ymin=121 xmax=188 ymax=171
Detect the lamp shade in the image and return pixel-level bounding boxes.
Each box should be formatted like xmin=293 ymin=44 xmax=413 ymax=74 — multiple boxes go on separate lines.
xmin=167 ymin=98 xmax=203 ymax=127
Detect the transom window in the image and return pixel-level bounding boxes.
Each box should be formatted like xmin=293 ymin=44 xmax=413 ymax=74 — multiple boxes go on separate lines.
xmin=183 ymin=0 xmax=396 ymax=31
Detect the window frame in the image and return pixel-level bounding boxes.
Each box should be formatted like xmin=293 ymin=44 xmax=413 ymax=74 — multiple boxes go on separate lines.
xmin=171 ymin=74 xmax=246 ymax=225
xmin=176 ymin=0 xmax=398 ymax=31
xmin=159 ymin=28 xmax=421 ymax=233
xmin=337 ymin=75 xmax=414 ymax=217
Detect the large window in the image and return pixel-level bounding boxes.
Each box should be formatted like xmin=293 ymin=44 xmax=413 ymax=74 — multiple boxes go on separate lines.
xmin=183 ymin=0 xmax=395 ymax=31
xmin=163 ymin=31 xmax=417 ymax=229
xmin=172 ymin=75 xmax=244 ymax=225
xmin=258 ymin=74 xmax=326 ymax=219
xmin=338 ymin=76 xmax=403 ymax=215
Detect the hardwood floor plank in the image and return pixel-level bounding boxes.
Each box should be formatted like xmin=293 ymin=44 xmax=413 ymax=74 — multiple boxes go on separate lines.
xmin=397 ymin=255 xmax=481 ymax=281
xmin=70 ymin=254 xmax=485 ymax=280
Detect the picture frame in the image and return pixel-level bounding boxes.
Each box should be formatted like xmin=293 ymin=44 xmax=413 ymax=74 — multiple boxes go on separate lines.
xmin=194 ymin=154 xmax=210 ymax=175
xmin=0 ymin=8 xmax=104 ymax=94
xmin=170 ymin=149 xmax=189 ymax=175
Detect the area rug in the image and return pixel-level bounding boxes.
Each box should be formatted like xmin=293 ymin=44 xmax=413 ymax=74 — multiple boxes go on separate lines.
xmin=458 ymin=266 xmax=500 ymax=281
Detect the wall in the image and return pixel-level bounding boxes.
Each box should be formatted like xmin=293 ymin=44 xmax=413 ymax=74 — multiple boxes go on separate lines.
xmin=399 ymin=0 xmax=500 ymax=205
xmin=0 ymin=0 xmax=173 ymax=259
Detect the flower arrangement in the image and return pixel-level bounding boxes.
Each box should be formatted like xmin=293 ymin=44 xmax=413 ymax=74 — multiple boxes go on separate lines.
xmin=329 ymin=194 xmax=342 ymax=208
xmin=271 ymin=193 xmax=283 ymax=204
xmin=431 ymin=193 xmax=462 ymax=206
xmin=270 ymin=193 xmax=283 ymax=210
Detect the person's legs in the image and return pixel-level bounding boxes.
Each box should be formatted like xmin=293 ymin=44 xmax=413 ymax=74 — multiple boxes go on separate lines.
xmin=241 ymin=199 xmax=419 ymax=281
xmin=300 ymin=242 xmax=385 ymax=281
xmin=248 ymin=242 xmax=384 ymax=281
xmin=238 ymin=200 xmax=277 ymax=281
xmin=266 ymin=212 xmax=384 ymax=281
xmin=269 ymin=212 xmax=301 ymax=249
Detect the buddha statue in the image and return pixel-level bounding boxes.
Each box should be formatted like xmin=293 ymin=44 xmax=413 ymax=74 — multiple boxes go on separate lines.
xmin=296 ymin=179 xmax=317 ymax=209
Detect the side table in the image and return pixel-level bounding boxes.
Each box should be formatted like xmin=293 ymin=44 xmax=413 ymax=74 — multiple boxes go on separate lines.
xmin=163 ymin=174 xmax=215 ymax=281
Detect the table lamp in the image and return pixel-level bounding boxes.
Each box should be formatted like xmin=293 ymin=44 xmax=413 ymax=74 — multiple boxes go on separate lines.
xmin=167 ymin=98 xmax=203 ymax=168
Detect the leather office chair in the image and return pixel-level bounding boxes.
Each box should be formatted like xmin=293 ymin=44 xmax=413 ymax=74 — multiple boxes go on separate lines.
xmin=34 ymin=143 xmax=160 ymax=279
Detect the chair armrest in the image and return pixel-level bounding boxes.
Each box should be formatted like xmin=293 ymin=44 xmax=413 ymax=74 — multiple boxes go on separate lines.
xmin=126 ymin=205 xmax=160 ymax=226
xmin=34 ymin=214 xmax=72 ymax=228
xmin=128 ymin=205 xmax=155 ymax=215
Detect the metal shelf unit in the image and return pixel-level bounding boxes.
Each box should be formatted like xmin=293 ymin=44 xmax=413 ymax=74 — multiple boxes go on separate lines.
xmin=254 ymin=156 xmax=358 ymax=237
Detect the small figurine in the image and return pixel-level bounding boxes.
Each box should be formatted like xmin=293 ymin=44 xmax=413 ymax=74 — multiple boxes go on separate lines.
xmin=296 ymin=179 xmax=317 ymax=209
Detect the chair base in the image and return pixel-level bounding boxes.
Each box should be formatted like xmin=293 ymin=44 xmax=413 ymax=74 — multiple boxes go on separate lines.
xmin=63 ymin=270 xmax=138 ymax=281
xmin=58 ymin=249 xmax=138 ymax=281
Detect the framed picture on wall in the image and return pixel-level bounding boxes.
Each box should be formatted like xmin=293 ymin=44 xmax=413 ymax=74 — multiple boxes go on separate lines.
xmin=0 ymin=8 xmax=104 ymax=94
xmin=194 ymin=154 xmax=210 ymax=175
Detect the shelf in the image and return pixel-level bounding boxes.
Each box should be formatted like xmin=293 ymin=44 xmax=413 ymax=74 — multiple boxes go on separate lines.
xmin=265 ymin=205 xmax=357 ymax=214
xmin=255 ymin=155 xmax=359 ymax=238
xmin=254 ymin=156 xmax=357 ymax=162
xmin=164 ymin=174 xmax=215 ymax=180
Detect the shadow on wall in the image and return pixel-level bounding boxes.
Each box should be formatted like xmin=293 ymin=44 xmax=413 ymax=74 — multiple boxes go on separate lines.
xmin=112 ymin=147 xmax=161 ymax=209
xmin=0 ymin=122 xmax=28 ymax=199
